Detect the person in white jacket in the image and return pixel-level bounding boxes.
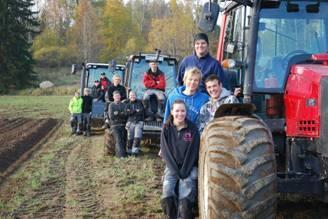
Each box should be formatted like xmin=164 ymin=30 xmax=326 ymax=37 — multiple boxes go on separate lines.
xmin=197 ymin=74 xmax=241 ymax=133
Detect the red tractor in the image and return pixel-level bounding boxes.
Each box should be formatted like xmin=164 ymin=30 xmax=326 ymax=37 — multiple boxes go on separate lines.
xmin=198 ymin=0 xmax=328 ymax=218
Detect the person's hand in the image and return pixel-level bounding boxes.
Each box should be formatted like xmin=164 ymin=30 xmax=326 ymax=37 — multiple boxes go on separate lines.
xmin=234 ymin=87 xmax=242 ymax=97
xmin=136 ymin=109 xmax=140 ymax=112
xmin=114 ymin=111 xmax=118 ymax=115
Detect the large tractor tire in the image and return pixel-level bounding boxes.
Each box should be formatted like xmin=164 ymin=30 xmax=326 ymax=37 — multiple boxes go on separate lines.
xmin=199 ymin=116 xmax=277 ymax=219
xmin=104 ymin=128 xmax=115 ymax=156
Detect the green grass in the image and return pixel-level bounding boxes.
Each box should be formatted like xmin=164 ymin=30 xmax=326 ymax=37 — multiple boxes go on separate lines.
xmin=0 ymin=95 xmax=71 ymax=119
xmin=34 ymin=66 xmax=80 ymax=86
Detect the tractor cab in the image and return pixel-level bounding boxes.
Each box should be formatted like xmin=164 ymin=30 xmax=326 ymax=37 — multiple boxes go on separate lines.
xmin=196 ymin=0 xmax=328 ymax=217
xmin=81 ymin=63 xmax=126 ymax=124
xmin=125 ymin=53 xmax=178 ymax=140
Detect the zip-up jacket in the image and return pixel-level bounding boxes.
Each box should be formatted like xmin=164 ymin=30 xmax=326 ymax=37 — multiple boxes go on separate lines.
xmin=108 ymin=102 xmax=127 ymax=126
xmin=197 ymin=87 xmax=239 ymax=132
xmin=163 ymin=86 xmax=209 ymax=123
xmin=125 ymin=99 xmax=145 ymax=123
xmin=68 ymin=96 xmax=83 ymax=114
xmin=160 ymin=120 xmax=200 ymax=179
xmin=143 ymin=69 xmax=166 ymax=91
xmin=177 ymin=53 xmax=226 ymax=91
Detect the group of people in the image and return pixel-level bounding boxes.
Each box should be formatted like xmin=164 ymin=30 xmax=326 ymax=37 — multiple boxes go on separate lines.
xmin=68 ymin=88 xmax=93 ymax=136
xmin=160 ymin=32 xmax=240 ymax=219
xmin=68 ymin=32 xmax=241 ymax=218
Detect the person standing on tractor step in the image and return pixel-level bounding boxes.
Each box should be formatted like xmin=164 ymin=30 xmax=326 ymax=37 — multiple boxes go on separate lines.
xmin=104 ymin=74 xmax=127 ymax=127
xmin=68 ymin=91 xmax=83 ymax=135
xmin=82 ymin=88 xmax=93 ymax=136
xmin=125 ymin=90 xmax=145 ymax=156
xmin=108 ymin=90 xmax=128 ymax=158
xmin=160 ymin=100 xmax=200 ymax=219
xmin=164 ymin=67 xmax=209 ymax=123
xmin=177 ymin=32 xmax=227 ymax=92
xmin=197 ymin=74 xmax=241 ymax=133
xmin=143 ymin=59 xmax=166 ymax=121
xmin=100 ymin=72 xmax=111 ymax=92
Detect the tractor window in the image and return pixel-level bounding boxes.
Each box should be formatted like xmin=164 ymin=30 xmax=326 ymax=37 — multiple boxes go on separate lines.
xmin=87 ymin=66 xmax=125 ymax=88
xmin=128 ymin=59 xmax=177 ymax=98
xmin=254 ymin=1 xmax=328 ymax=90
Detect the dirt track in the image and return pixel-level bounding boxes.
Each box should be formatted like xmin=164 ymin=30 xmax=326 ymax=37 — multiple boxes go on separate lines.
xmin=1 ymin=116 xmax=328 ymax=218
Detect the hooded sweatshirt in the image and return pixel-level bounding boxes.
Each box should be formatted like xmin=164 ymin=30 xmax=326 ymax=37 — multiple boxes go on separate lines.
xmin=163 ymin=86 xmax=209 ymax=123
xmin=177 ymin=53 xmax=227 ymax=92
xmin=197 ymin=87 xmax=239 ymax=132
xmin=68 ymin=96 xmax=83 ymax=114
xmin=160 ymin=120 xmax=200 ymax=179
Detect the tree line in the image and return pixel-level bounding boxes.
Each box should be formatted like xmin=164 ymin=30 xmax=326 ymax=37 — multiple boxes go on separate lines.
xmin=0 ymin=0 xmax=219 ymax=93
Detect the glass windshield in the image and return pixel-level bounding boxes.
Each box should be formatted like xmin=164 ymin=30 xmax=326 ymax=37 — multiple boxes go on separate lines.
xmin=87 ymin=66 xmax=125 ymax=88
xmin=254 ymin=1 xmax=328 ymax=90
xmin=129 ymin=58 xmax=177 ymax=98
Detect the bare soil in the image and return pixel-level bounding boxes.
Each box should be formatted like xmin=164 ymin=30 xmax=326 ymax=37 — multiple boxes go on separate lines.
xmin=0 ymin=117 xmax=61 ymax=179
xmin=0 ymin=116 xmax=328 ymax=218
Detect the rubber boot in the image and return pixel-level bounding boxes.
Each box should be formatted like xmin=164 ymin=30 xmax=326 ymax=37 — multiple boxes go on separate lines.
xmin=143 ymin=98 xmax=155 ymax=121
xmin=178 ymin=198 xmax=194 ymax=219
xmin=127 ymin=139 xmax=134 ymax=155
xmin=132 ymin=138 xmax=141 ymax=156
xmin=156 ymin=99 xmax=165 ymax=122
xmin=161 ymin=196 xmax=177 ymax=219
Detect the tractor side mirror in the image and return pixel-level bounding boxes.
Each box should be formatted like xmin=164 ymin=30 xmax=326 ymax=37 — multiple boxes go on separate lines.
xmin=198 ymin=2 xmax=220 ymax=33
xmin=71 ymin=64 xmax=77 ymax=75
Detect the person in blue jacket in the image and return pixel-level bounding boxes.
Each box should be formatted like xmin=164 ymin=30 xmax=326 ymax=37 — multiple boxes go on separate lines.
xmin=164 ymin=67 xmax=209 ymax=123
xmin=176 ymin=32 xmax=226 ymax=92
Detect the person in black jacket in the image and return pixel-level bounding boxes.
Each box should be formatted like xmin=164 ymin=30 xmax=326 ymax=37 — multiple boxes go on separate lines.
xmin=82 ymin=88 xmax=93 ymax=136
xmin=125 ymin=90 xmax=144 ymax=156
xmin=108 ymin=90 xmax=128 ymax=158
xmin=160 ymin=99 xmax=200 ymax=219
xmin=104 ymin=74 xmax=127 ymax=128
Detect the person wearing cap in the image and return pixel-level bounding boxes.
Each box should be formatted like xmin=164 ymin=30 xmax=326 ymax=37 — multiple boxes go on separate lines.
xmin=68 ymin=91 xmax=83 ymax=135
xmin=108 ymin=90 xmax=128 ymax=158
xmin=177 ymin=32 xmax=227 ymax=92
xmin=143 ymin=59 xmax=166 ymax=122
xmin=82 ymin=88 xmax=93 ymax=136
xmin=100 ymin=72 xmax=111 ymax=92
xmin=91 ymin=80 xmax=103 ymax=101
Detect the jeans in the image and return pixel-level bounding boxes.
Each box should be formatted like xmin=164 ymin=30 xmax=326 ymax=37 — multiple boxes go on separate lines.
xmin=126 ymin=121 xmax=144 ymax=140
xmin=162 ymin=166 xmax=198 ymax=202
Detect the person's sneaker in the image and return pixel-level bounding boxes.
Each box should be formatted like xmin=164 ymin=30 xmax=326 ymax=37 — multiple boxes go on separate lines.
xmin=83 ymin=132 xmax=87 ymax=136
xmin=71 ymin=131 xmax=76 ymax=135
xmin=145 ymin=115 xmax=155 ymax=122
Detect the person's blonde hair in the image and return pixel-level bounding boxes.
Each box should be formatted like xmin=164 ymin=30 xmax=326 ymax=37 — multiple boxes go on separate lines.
xmin=83 ymin=88 xmax=90 ymax=95
xmin=112 ymin=74 xmax=121 ymax=80
xmin=183 ymin=67 xmax=202 ymax=85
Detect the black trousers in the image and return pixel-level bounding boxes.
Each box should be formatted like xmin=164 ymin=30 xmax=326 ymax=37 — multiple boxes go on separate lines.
xmin=111 ymin=125 xmax=127 ymax=158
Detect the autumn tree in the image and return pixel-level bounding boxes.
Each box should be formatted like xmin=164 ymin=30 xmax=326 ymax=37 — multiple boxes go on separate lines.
xmin=101 ymin=0 xmax=145 ymax=62
xmin=0 ymin=0 xmax=39 ymax=93
xmin=148 ymin=0 xmax=197 ymax=57
xmin=72 ymin=0 xmax=102 ymax=62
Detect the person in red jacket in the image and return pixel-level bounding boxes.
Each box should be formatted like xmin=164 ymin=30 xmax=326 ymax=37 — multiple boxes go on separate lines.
xmin=100 ymin=72 xmax=111 ymax=92
xmin=143 ymin=60 xmax=166 ymax=121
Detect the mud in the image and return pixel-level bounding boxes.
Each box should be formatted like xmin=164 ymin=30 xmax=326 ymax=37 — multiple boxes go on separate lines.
xmin=0 ymin=117 xmax=61 ymax=178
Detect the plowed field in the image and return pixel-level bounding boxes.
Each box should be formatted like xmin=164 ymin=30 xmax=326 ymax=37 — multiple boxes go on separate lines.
xmin=0 ymin=117 xmax=61 ymax=180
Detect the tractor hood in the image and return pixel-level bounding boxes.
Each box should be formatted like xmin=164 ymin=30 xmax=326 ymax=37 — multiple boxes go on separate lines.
xmin=285 ymin=53 xmax=328 ymax=138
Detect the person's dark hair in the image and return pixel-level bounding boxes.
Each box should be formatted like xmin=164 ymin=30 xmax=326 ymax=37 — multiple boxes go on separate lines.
xmin=165 ymin=99 xmax=187 ymax=126
xmin=194 ymin=32 xmax=209 ymax=44
xmin=113 ymin=90 xmax=121 ymax=96
xmin=205 ymin=74 xmax=221 ymax=84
